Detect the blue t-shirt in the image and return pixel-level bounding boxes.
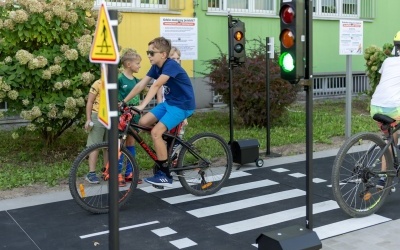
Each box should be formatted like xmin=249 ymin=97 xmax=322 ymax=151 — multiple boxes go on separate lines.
xmin=147 ymin=58 xmax=196 ymax=110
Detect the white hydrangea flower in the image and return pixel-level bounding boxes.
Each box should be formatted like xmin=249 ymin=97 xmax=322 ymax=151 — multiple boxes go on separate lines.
xmin=15 ymin=50 xmax=33 ymax=65
xmin=54 ymin=82 xmax=63 ymax=90
xmin=26 ymin=123 xmax=37 ymax=131
xmin=49 ymin=65 xmax=62 ymax=75
xmin=64 ymin=97 xmax=76 ymax=109
xmin=64 ymin=49 xmax=79 ymax=60
xmin=63 ymin=80 xmax=71 ymax=88
xmin=12 ymin=132 xmax=19 ymax=140
xmin=7 ymin=90 xmax=19 ymax=100
xmin=42 ymin=69 xmax=52 ymax=80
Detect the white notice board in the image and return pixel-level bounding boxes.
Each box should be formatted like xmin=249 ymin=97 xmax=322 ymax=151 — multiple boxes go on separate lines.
xmin=339 ymin=20 xmax=363 ymax=55
xmin=160 ymin=17 xmax=198 ymax=60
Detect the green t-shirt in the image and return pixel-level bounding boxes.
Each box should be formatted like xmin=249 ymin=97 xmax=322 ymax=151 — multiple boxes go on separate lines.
xmin=118 ymin=73 xmax=140 ymax=105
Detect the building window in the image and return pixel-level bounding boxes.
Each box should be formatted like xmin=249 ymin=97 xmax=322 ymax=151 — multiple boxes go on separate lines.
xmin=313 ymin=0 xmax=360 ymax=18
xmin=208 ymin=0 xmax=275 ymax=15
xmin=94 ymin=0 xmax=168 ymax=9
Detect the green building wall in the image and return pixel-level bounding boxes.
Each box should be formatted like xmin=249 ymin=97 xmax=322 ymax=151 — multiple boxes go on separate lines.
xmin=193 ymin=0 xmax=400 ymax=76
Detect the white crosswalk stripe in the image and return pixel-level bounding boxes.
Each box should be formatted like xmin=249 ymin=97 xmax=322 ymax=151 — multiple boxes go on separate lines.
xmin=216 ymin=200 xmax=339 ymax=234
xmin=187 ymin=189 xmax=305 ymax=218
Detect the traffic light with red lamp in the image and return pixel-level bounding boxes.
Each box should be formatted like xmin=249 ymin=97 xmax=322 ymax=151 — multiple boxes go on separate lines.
xmin=279 ymin=0 xmax=306 ymax=84
xmin=228 ymin=15 xmax=246 ymax=65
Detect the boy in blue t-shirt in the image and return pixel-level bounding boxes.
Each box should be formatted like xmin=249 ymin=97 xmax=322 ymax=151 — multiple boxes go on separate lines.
xmin=121 ymin=37 xmax=195 ymax=188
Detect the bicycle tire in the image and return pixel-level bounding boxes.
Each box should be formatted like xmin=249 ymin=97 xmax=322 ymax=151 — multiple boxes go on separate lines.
xmin=332 ymin=132 xmax=394 ymax=217
xmin=69 ymin=142 xmax=139 ymax=214
xmin=176 ymin=132 xmax=233 ymax=196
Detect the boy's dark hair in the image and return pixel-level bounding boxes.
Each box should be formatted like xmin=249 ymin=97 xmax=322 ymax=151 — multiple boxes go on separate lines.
xmin=148 ymin=37 xmax=171 ymax=56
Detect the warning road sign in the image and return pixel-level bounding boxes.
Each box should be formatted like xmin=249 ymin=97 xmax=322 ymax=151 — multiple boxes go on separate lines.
xmin=98 ymin=64 xmax=111 ymax=129
xmin=90 ymin=1 xmax=119 ymax=64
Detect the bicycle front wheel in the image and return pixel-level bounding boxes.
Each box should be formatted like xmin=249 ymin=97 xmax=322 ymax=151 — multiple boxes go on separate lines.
xmin=69 ymin=142 xmax=139 ymax=214
xmin=332 ymin=132 xmax=394 ymax=217
xmin=176 ymin=132 xmax=233 ymax=196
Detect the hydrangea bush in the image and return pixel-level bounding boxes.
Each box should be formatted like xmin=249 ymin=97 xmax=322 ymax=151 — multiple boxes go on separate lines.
xmin=0 ymin=0 xmax=100 ymax=145
xmin=364 ymin=43 xmax=393 ymax=98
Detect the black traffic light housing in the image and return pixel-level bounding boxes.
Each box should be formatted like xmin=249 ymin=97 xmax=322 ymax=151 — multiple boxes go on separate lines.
xmin=228 ymin=15 xmax=246 ymax=65
xmin=279 ymin=0 xmax=306 ymax=84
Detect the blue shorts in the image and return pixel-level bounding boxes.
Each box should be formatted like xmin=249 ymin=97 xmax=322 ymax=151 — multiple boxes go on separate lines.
xmin=150 ymin=102 xmax=194 ymax=130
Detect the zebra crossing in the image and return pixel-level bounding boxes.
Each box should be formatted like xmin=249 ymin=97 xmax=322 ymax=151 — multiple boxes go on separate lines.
xmin=136 ymin=156 xmax=398 ymax=249
xmin=2 ymin=155 xmax=399 ymax=249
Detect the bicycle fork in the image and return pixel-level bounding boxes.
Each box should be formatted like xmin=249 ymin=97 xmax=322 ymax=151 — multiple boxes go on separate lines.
xmin=102 ymin=140 xmax=123 ymax=180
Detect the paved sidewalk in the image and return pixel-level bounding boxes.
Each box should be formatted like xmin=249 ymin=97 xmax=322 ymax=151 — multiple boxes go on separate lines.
xmin=321 ymin=219 xmax=400 ymax=249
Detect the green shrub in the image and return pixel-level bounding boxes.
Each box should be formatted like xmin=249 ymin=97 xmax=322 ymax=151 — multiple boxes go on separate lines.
xmin=201 ymin=39 xmax=298 ymax=126
xmin=364 ymin=43 xmax=393 ymax=98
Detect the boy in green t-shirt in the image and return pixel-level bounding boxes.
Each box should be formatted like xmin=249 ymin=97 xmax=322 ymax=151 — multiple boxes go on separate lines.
xmin=117 ymin=49 xmax=142 ymax=186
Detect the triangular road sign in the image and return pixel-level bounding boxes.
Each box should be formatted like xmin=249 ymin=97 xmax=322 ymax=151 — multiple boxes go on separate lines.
xmin=98 ymin=64 xmax=111 ymax=129
xmin=90 ymin=1 xmax=120 ymax=64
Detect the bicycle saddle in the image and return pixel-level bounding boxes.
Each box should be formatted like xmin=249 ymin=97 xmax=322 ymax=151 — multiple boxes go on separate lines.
xmin=373 ymin=114 xmax=396 ymax=125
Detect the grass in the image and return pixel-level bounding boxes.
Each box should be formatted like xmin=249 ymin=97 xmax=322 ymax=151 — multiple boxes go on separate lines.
xmin=0 ymin=98 xmax=378 ymax=190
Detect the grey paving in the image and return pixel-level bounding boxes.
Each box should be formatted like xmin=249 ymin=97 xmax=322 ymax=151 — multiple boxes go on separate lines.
xmin=1 ymin=148 xmax=400 ymax=249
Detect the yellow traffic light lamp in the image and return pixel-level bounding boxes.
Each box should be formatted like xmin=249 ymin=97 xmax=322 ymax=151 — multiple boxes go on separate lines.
xmin=228 ymin=16 xmax=246 ymax=65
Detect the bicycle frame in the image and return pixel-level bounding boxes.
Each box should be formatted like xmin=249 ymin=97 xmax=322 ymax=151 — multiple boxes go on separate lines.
xmin=363 ymin=122 xmax=400 ymax=178
xmin=119 ymin=111 xmax=210 ymax=172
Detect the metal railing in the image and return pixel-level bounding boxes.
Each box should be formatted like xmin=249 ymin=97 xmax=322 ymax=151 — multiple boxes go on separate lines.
xmin=93 ymin=0 xmax=184 ymax=11
xmin=313 ymin=73 xmax=370 ymax=97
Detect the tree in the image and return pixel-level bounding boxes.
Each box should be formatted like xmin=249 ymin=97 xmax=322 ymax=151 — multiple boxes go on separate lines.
xmin=202 ymin=39 xmax=299 ymax=127
xmin=0 ymin=0 xmax=100 ymax=145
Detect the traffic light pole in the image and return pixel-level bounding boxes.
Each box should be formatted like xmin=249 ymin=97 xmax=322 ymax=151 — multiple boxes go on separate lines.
xmin=228 ymin=15 xmax=234 ymax=144
xmin=108 ymin=10 xmax=120 ymax=250
xmin=304 ymin=0 xmax=314 ymax=230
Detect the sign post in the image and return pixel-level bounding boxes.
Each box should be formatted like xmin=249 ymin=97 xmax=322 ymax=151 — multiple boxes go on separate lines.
xmin=339 ymin=20 xmax=363 ymax=138
xmin=89 ymin=1 xmax=120 ymax=249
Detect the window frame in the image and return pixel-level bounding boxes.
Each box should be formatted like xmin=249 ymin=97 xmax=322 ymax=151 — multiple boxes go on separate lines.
xmin=313 ymin=0 xmax=360 ymax=18
xmin=207 ymin=0 xmax=276 ymax=16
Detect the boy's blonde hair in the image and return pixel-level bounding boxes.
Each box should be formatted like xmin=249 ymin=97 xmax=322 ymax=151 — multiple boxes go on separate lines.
xmin=169 ymin=46 xmax=181 ymax=57
xmin=148 ymin=37 xmax=171 ymax=56
xmin=120 ymin=48 xmax=141 ymax=68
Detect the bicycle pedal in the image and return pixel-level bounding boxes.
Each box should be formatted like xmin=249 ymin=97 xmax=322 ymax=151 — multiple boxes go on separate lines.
xmin=102 ymin=174 xmax=109 ymax=181
xmin=201 ymin=182 xmax=212 ymax=190
xmin=152 ymin=184 xmax=164 ymax=190
xmin=363 ymin=192 xmax=371 ymax=201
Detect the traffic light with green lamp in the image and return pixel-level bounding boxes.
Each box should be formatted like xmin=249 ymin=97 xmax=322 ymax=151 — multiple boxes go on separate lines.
xmin=229 ymin=16 xmax=246 ymax=65
xmin=279 ymin=0 xmax=305 ymax=83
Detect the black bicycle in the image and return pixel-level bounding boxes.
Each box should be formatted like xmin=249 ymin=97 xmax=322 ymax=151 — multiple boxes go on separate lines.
xmin=331 ymin=113 xmax=400 ymax=217
xmin=69 ymin=106 xmax=233 ymax=214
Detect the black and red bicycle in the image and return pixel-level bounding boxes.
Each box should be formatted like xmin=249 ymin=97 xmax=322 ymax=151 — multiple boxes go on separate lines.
xmin=69 ymin=106 xmax=233 ymax=214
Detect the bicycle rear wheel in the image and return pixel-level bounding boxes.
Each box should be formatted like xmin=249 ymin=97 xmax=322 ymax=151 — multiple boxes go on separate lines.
xmin=331 ymin=132 xmax=394 ymax=217
xmin=69 ymin=142 xmax=139 ymax=214
xmin=176 ymin=132 xmax=233 ymax=196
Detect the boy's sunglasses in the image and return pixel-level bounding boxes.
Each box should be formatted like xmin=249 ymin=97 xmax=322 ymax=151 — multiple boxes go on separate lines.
xmin=146 ymin=50 xmax=162 ymax=56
